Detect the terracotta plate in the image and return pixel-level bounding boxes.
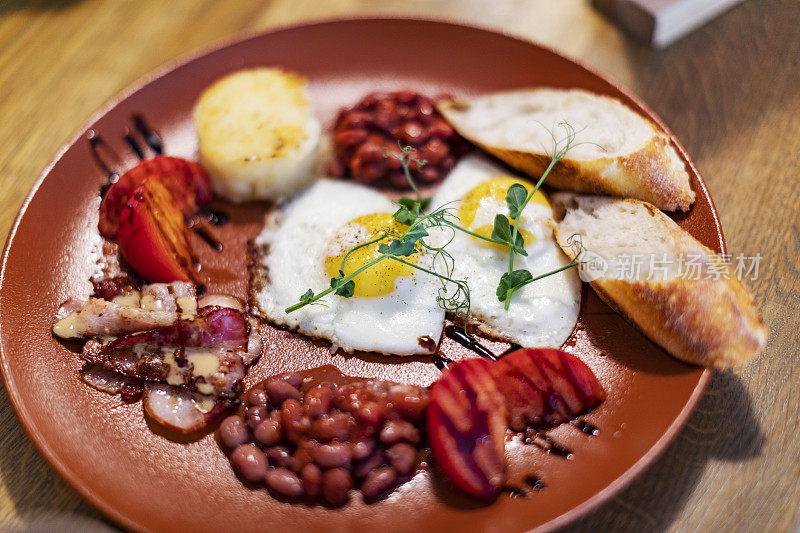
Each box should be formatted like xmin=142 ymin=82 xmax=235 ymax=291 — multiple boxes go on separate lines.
xmin=0 ymin=18 xmax=715 ymax=533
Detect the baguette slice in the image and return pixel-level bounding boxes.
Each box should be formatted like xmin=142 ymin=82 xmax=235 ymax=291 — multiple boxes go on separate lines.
xmin=552 ymin=193 xmax=766 ymax=367
xmin=438 ymin=89 xmax=695 ymax=211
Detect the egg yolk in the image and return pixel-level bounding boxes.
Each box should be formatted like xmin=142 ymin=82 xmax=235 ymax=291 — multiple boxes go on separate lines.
xmin=324 ymin=213 xmax=417 ymax=298
xmin=457 ymin=175 xmax=551 ymax=251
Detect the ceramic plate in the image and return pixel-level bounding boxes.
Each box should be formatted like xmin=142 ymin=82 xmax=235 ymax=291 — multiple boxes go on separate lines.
xmin=0 ymin=18 xmax=714 ymax=533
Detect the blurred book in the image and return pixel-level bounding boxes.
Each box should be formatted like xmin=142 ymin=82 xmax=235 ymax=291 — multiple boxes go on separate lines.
xmin=592 ymin=0 xmax=745 ymax=48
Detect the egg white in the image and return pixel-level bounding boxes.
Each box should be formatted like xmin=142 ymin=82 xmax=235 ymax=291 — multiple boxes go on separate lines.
xmin=428 ymin=155 xmax=581 ymax=348
xmin=253 ymin=180 xmax=445 ymax=355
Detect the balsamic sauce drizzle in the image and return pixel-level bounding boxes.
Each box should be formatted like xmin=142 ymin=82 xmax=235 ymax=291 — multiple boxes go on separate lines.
xmin=571 ymin=419 xmax=599 ymax=436
xmin=501 ymin=474 xmax=546 ymax=498
xmin=444 ymin=325 xmax=498 ymax=361
xmin=431 ymin=353 xmax=453 ymax=370
xmin=200 ymin=207 xmax=230 ymax=227
xmin=88 ymin=131 xmax=120 ymax=198
xmin=524 ymin=475 xmax=545 ymax=491
xmin=132 ymin=114 xmax=164 ymax=154
xmin=123 ymin=131 xmax=145 ymax=160
xmin=523 ymin=429 xmax=574 ymax=459
xmin=89 ymin=116 xmax=228 ymax=256
xmin=193 ymin=225 xmax=224 ymax=252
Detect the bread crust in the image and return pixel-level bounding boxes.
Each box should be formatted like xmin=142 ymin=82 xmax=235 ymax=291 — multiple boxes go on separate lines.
xmin=553 ymin=194 xmax=767 ymax=367
xmin=438 ymin=98 xmax=696 ymax=212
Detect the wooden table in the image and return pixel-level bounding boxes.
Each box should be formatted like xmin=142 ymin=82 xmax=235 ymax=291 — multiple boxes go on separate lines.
xmin=0 ymin=1 xmax=797 ymax=531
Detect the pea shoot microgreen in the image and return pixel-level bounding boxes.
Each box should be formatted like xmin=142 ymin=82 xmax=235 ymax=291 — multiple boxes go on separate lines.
xmin=286 ymin=122 xmax=596 ymax=324
xmin=496 ymin=121 xmax=599 ymax=309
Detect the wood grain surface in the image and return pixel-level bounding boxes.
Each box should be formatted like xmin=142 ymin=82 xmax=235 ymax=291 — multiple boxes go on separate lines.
xmin=0 ymin=1 xmax=797 ymax=531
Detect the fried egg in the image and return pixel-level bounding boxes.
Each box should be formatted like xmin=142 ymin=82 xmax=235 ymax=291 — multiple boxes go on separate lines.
xmin=428 ymin=155 xmax=581 ymax=347
xmin=253 ymin=180 xmax=445 ymax=355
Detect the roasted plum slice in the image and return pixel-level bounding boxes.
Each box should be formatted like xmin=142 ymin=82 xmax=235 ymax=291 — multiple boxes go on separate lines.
xmin=427 ymin=358 xmax=508 ymax=500
xmin=117 ymin=178 xmax=196 ymax=283
xmin=492 ymin=348 xmax=606 ymax=431
xmin=99 ymin=155 xmax=212 ymax=239
xmin=428 ymin=349 xmax=605 ymax=499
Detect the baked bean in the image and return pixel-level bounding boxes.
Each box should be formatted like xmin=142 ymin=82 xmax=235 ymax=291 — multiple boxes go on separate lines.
xmin=420 ymin=138 xmax=449 ymax=165
xmin=395 ymin=90 xmax=418 ymax=105
xmin=303 ymin=383 xmax=333 ymax=418
xmin=351 ymin=439 xmax=375 ymax=461
xmin=231 ymin=444 xmax=267 ymax=483
xmin=274 ymin=372 xmax=303 ymax=388
xmin=328 ymin=158 xmax=346 ymax=177
xmin=313 ymin=443 xmax=352 ymax=469
xmin=379 ymin=420 xmax=420 ymax=445
xmin=389 ymin=386 xmax=429 ymax=420
xmin=353 ymin=449 xmax=385 ymax=479
xmin=265 ymin=379 xmax=301 ymax=406
xmin=417 ymin=101 xmax=435 ymax=122
xmin=331 ymin=91 xmax=464 ymax=188
xmin=334 ymin=129 xmax=368 ymax=148
xmin=360 ymin=467 xmax=398 ymax=501
xmin=246 ymin=386 xmax=269 ymax=407
xmin=281 ymin=399 xmax=309 ymax=444
xmin=354 ymin=401 xmax=387 ymax=431
xmin=253 ymin=418 xmax=282 ymax=447
xmin=293 ymin=440 xmax=316 ymax=470
xmin=400 ymin=122 xmax=424 ymax=144
xmin=386 ymin=443 xmax=417 ymax=476
xmin=426 ymin=119 xmax=455 ymax=140
xmin=219 ymin=415 xmax=249 ymax=449
xmin=374 ymin=105 xmax=399 ymax=130
xmin=388 ymin=170 xmax=412 ymax=189
xmin=227 ymin=373 xmax=430 ymax=504
xmin=439 ymin=155 xmax=456 ymax=172
xmin=245 ymin=405 xmax=268 ymax=430
xmin=339 ymin=111 xmax=373 ymax=130
xmin=301 ymin=463 xmax=322 ymax=497
xmin=266 ymin=446 xmax=297 ymax=470
xmin=355 ymin=139 xmax=386 ymax=163
xmin=310 ymin=412 xmax=352 ymax=442
xmin=266 ymin=468 xmax=305 ymax=498
xmin=322 ymin=468 xmax=353 ymax=505
xmin=419 ymin=167 xmax=440 ymax=183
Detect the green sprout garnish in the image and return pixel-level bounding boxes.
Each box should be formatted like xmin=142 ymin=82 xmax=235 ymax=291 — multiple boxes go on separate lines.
xmin=495 ymin=121 xmax=601 ymax=309
xmin=286 ymin=122 xmax=597 ymax=325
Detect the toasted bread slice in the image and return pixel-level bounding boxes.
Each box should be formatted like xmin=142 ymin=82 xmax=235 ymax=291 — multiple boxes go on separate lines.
xmin=552 ymin=193 xmax=766 ymax=367
xmin=437 ymin=89 xmax=695 ymax=211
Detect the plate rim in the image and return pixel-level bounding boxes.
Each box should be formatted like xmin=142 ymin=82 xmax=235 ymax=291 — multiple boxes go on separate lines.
xmin=0 ymin=16 xmax=714 ymax=533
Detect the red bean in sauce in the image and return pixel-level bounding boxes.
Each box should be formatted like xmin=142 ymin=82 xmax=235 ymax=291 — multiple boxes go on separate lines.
xmin=265 ymin=468 xmax=304 ymax=498
xmin=361 ymin=467 xmax=398 ymax=501
xmin=330 ymin=91 xmax=466 ymax=188
xmin=322 ymin=468 xmax=353 ymax=505
xmin=300 ymin=463 xmax=322 ymax=498
xmin=265 ymin=379 xmax=301 ymax=406
xmin=312 ymin=442 xmax=352 ymax=469
xmin=219 ymin=373 xmax=430 ymax=506
xmin=231 ymin=444 xmax=267 ymax=483
xmin=219 ymin=415 xmax=249 ymax=449
xmin=386 ymin=442 xmax=417 ymax=476
xmin=253 ymin=418 xmax=282 ymax=447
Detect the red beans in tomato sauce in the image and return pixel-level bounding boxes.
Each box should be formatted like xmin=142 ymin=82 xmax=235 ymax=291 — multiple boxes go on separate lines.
xmin=218 ymin=370 xmax=429 ymax=505
xmin=329 ymin=91 xmax=466 ymax=188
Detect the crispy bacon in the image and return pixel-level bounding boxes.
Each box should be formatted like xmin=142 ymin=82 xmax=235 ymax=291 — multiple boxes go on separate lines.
xmin=82 ymin=306 xmax=249 ymax=396
xmin=144 ymin=384 xmax=229 ymax=434
xmin=52 ymin=282 xmax=197 ymax=339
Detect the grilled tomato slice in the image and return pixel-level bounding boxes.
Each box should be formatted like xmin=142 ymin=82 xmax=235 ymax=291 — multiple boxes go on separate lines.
xmin=117 ymin=179 xmax=196 ymax=283
xmin=99 ymin=155 xmax=212 ymax=239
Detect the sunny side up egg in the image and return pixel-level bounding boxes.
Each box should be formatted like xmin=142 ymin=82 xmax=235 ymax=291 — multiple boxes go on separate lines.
xmin=428 ymin=155 xmax=581 ymax=348
xmin=253 ymin=180 xmax=445 ymax=356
